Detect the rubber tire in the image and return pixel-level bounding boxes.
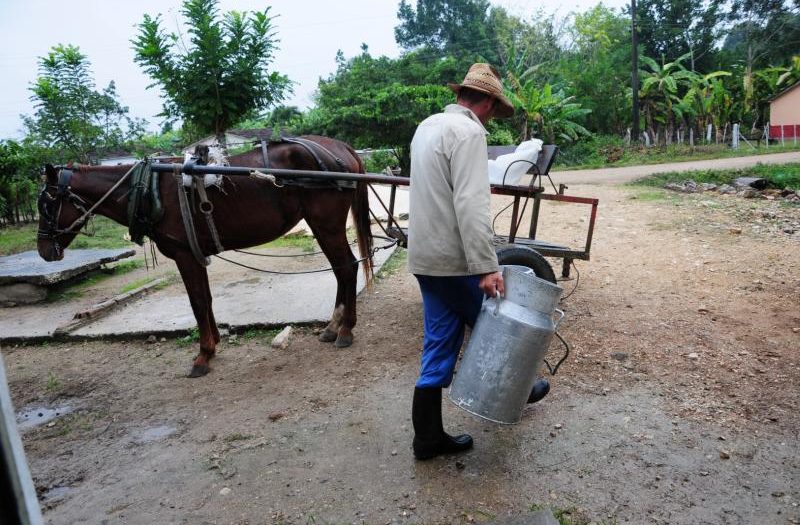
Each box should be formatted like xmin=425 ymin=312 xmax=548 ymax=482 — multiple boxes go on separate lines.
xmin=495 ymin=245 xmax=557 ymax=284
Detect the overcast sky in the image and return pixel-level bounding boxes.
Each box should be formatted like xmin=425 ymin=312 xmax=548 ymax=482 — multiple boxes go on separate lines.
xmin=0 ymin=0 xmax=629 ymax=139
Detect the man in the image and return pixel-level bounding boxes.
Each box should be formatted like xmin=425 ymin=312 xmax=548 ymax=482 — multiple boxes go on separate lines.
xmin=407 ymin=63 xmax=549 ymax=461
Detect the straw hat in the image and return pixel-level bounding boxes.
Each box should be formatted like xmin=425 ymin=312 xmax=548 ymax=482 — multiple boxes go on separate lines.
xmin=448 ymin=63 xmax=515 ymax=118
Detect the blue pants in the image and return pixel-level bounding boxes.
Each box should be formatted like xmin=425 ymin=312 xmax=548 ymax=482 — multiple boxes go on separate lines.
xmin=415 ymin=274 xmax=484 ymax=388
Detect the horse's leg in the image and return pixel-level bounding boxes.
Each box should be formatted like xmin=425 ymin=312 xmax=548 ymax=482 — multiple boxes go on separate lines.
xmin=173 ymin=251 xmax=218 ymax=377
xmin=319 ymin=303 xmax=344 ymax=343
xmin=305 ymin=196 xmax=359 ymax=348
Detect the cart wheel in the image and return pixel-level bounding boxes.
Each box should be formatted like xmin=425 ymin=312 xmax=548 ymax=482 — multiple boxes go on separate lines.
xmin=495 ymin=245 xmax=557 ymax=284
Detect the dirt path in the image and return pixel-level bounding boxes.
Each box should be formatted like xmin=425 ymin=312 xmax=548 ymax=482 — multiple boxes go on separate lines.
xmin=3 ymin=181 xmax=799 ymax=524
xmin=555 ymin=150 xmax=800 ymax=184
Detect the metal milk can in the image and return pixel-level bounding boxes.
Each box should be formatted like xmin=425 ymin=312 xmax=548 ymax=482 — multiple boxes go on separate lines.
xmin=448 ymin=265 xmax=564 ymax=424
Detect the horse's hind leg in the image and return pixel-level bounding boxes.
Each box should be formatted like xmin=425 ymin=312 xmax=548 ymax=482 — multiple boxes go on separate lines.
xmin=173 ymin=251 xmax=218 ymax=377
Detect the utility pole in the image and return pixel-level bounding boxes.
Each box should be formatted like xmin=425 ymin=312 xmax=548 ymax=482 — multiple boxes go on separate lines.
xmin=631 ymin=0 xmax=640 ymax=143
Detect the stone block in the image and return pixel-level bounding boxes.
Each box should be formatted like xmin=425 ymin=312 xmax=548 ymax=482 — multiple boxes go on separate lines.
xmin=0 ymin=283 xmax=48 ymax=307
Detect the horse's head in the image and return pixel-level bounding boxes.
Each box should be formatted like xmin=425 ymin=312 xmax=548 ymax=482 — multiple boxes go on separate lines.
xmin=37 ymin=164 xmax=90 ymax=261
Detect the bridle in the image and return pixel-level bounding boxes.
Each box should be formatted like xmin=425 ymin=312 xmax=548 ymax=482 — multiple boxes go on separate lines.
xmin=37 ymin=167 xmax=95 ymax=250
xmin=37 ymin=162 xmax=141 ymax=253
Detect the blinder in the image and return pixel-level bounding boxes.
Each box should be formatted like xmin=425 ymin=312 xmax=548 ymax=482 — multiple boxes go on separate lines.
xmin=37 ymin=167 xmax=91 ymax=242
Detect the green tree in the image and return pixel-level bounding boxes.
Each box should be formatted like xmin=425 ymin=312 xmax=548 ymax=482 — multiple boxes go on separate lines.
xmin=132 ymin=0 xmax=291 ymax=147
xmin=23 ymin=45 xmax=141 ymax=163
xmin=560 ymin=5 xmax=631 ymax=135
xmin=724 ymin=0 xmax=800 ymax=70
xmin=0 ymin=140 xmax=44 ymax=225
xmin=299 ymin=48 xmax=456 ymax=173
xmin=489 ymin=7 xmax=563 ymax=73
xmin=634 ymin=0 xmax=723 ymax=72
xmin=395 ymin=0 xmax=498 ymax=63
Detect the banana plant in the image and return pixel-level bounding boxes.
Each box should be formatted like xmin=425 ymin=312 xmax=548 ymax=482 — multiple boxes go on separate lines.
xmin=682 ymin=70 xmax=732 ymax=142
xmin=776 ymin=55 xmax=800 ymax=87
xmin=504 ymin=66 xmax=591 ymax=144
xmin=638 ymin=53 xmax=696 ymax=144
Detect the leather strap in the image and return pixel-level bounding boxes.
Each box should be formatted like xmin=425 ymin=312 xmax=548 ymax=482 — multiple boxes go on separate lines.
xmin=195 ymin=180 xmax=225 ymax=254
xmin=174 ymin=166 xmax=210 ymax=267
xmin=282 ymin=136 xmax=349 ymax=172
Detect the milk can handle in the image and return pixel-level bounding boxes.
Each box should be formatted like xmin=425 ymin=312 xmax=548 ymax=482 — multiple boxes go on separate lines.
xmin=491 ymin=293 xmax=503 ymax=315
xmin=553 ymin=308 xmax=565 ymax=328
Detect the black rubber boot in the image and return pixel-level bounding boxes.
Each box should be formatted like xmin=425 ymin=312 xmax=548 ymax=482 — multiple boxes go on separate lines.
xmin=412 ymin=387 xmax=473 ymax=460
xmin=527 ymin=378 xmax=551 ymax=404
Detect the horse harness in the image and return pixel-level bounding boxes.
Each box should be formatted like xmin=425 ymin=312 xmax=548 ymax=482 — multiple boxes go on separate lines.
xmin=177 ymin=136 xmax=357 ymax=266
xmin=258 ymin=137 xmax=357 ymax=190
xmin=38 ymin=138 xmax=357 ymax=267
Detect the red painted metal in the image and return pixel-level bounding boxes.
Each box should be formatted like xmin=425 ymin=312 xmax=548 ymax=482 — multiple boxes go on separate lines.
xmin=770 ymin=124 xmax=799 ymax=139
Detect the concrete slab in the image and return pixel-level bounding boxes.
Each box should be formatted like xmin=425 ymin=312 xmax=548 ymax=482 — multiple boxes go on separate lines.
xmin=66 ymin=245 xmax=395 ymax=339
xmin=0 ymin=244 xmax=394 ymax=341
xmin=0 ymin=249 xmax=135 ymax=286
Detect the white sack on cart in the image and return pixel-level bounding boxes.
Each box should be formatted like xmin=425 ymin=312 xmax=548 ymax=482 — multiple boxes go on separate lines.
xmin=487 ymin=139 xmax=543 ymax=186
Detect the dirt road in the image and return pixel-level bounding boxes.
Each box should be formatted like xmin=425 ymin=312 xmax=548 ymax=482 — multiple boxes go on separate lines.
xmin=555 ymin=150 xmax=800 ymax=185
xmin=4 ymin=177 xmax=799 ymax=524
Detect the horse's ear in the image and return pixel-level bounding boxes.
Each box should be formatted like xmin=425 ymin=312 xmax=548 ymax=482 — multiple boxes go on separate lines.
xmin=44 ymin=164 xmax=58 ymax=184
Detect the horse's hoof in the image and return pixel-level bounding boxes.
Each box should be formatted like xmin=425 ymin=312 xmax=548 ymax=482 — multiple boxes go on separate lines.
xmin=188 ymin=364 xmax=210 ymax=378
xmin=334 ymin=335 xmax=353 ymax=348
xmin=319 ymin=329 xmax=337 ymax=343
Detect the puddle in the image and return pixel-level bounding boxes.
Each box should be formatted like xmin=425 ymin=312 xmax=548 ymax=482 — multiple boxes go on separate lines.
xmin=16 ymin=403 xmax=76 ymax=431
xmin=41 ymin=485 xmax=73 ymax=506
xmin=136 ymin=424 xmax=178 ymax=443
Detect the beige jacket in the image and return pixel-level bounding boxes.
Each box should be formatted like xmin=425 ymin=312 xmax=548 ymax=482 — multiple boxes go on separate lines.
xmin=407 ymin=104 xmax=500 ymax=276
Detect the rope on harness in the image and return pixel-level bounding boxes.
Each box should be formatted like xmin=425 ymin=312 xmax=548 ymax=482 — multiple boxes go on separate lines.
xmin=213 ymin=235 xmax=398 ymax=275
xmin=233 ymin=238 xmax=358 ymax=258
xmin=249 ymin=169 xmax=284 ymax=187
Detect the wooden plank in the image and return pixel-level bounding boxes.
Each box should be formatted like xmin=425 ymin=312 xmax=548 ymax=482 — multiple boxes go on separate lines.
xmin=53 ymin=277 xmax=170 ymax=336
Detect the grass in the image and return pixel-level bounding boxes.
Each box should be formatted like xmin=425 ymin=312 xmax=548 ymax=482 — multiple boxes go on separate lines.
xmin=630 ymin=162 xmax=800 ymax=189
xmin=243 ymin=328 xmax=281 ymax=341
xmin=0 ymin=222 xmax=42 ymax=256
xmin=45 ymin=372 xmax=61 ymax=393
xmin=0 ymin=216 xmax=133 ymax=256
xmin=627 ymin=189 xmax=670 ymax=201
xmin=118 ymin=271 xmax=174 ymax=295
xmin=555 ymin=136 xmax=800 ymax=171
xmin=176 ymin=328 xmax=200 ymax=346
xmin=376 ymin=247 xmax=407 ymax=280
xmin=259 ymin=232 xmax=317 ymax=252
xmin=225 ymin=327 xmax=281 ymax=346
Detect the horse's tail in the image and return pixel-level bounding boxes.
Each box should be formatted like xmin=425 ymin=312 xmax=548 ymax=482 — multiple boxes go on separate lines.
xmin=350 ymin=150 xmax=374 ymax=284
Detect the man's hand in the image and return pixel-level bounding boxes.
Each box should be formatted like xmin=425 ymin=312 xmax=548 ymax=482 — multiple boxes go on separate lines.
xmin=478 ymin=271 xmax=505 ymax=298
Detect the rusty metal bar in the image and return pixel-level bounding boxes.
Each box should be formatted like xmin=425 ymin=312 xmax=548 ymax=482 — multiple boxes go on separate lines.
xmin=529 ymin=193 xmax=542 ymax=239
xmin=508 ymin=195 xmax=521 ymax=243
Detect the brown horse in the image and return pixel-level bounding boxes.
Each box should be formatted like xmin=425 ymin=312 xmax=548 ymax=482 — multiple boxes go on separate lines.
xmin=37 ymin=136 xmax=373 ymax=377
